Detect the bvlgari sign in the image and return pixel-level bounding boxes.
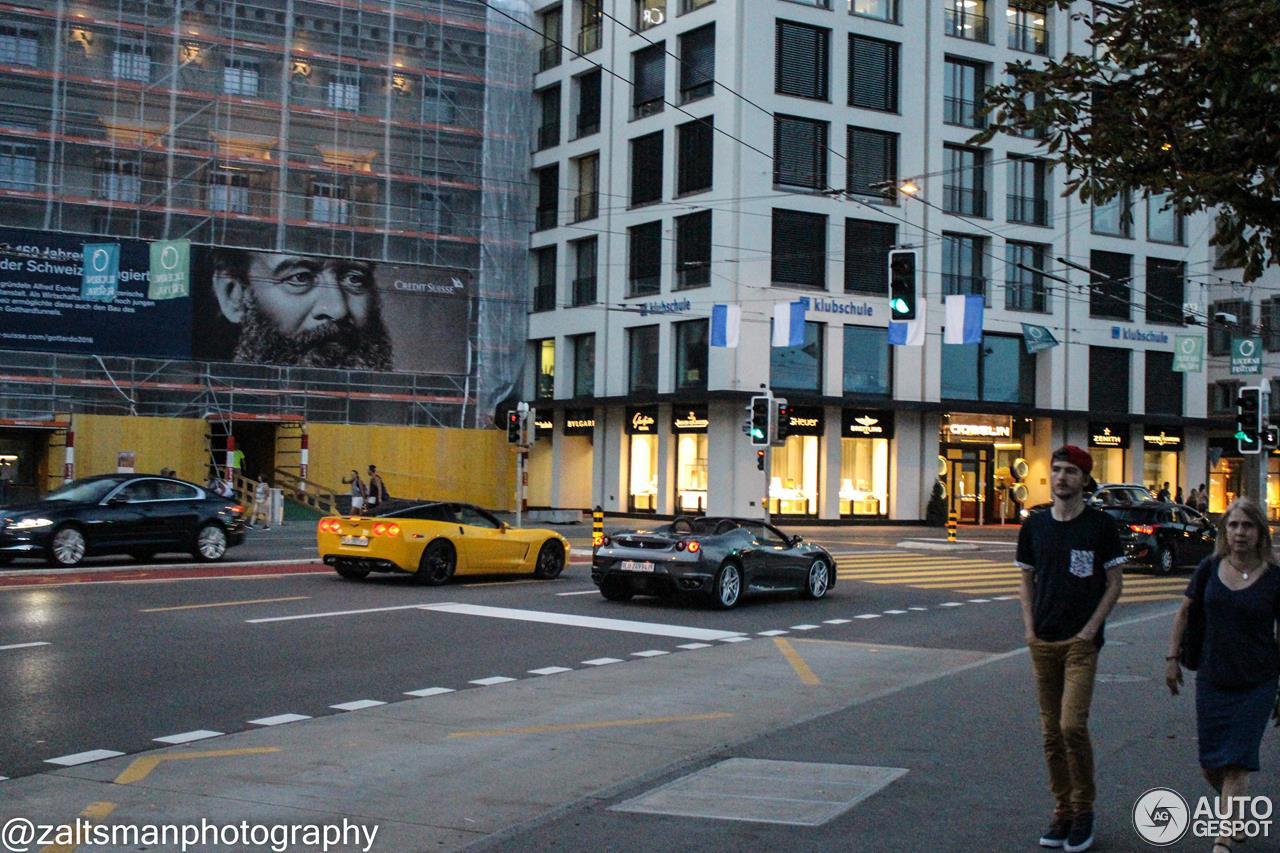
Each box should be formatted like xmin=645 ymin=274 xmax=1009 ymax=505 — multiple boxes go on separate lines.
xmin=626 ymin=405 xmax=659 ymax=435
xmin=671 ymin=406 xmax=709 ymax=434
xmin=841 ymin=409 xmax=895 ymax=439
xmin=563 ymin=408 xmax=595 ymax=436
xmin=1089 ymin=422 xmax=1129 ymax=449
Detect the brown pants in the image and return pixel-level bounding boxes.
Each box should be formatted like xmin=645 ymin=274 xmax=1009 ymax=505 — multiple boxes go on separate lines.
xmin=1029 ymin=637 xmax=1100 ymax=815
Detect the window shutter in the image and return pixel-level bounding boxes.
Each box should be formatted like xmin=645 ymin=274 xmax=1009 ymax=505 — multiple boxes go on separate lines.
xmin=773 ymin=116 xmax=828 ymax=189
xmin=577 ymin=70 xmax=601 ymax=131
xmin=772 ymin=209 xmax=827 ymax=288
xmin=846 ymin=127 xmax=896 ymax=195
xmin=844 ymin=219 xmax=896 ymax=294
xmin=633 ymin=44 xmax=665 ymax=107
xmin=680 ymin=25 xmax=715 ymax=97
xmin=676 ymin=210 xmax=711 ymax=287
xmin=1089 ymin=250 xmax=1131 ymax=319
xmin=630 ymin=132 xmax=664 ymax=205
xmin=848 ymin=36 xmax=898 ymax=111
xmin=630 ymin=221 xmax=662 ymax=285
xmin=775 ymin=21 xmax=829 ymax=99
xmin=677 ymin=117 xmax=714 ymax=194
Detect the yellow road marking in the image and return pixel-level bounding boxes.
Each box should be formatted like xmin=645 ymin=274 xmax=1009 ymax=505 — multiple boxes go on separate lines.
xmin=773 ymin=638 xmax=821 ymax=685
xmin=113 ymin=746 xmax=279 ymax=785
xmin=141 ymin=596 xmax=309 ymax=612
xmin=841 ymin=567 xmax=1019 ymax=579
xmin=448 ymin=711 xmax=733 ymax=738
xmin=39 ymin=801 xmax=116 ymax=853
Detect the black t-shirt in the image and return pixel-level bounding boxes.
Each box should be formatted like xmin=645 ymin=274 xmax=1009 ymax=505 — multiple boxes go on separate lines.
xmin=1016 ymin=506 xmax=1125 ymax=645
xmin=1187 ymin=556 xmax=1280 ymax=688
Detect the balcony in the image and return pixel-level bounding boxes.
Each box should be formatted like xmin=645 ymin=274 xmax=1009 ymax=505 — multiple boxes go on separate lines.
xmin=943 ymin=274 xmax=987 ymax=298
xmin=629 ymin=274 xmax=661 ymax=297
xmin=532 ymin=283 xmax=556 ymax=313
xmin=1005 ymin=280 xmax=1048 ymax=312
xmin=945 ymin=9 xmax=989 ymax=42
xmin=1008 ymin=22 xmax=1048 ymax=55
xmin=632 ymin=97 xmax=663 ymax=119
xmin=1007 ymin=194 xmax=1049 ymax=226
xmin=572 ymin=276 xmax=597 ymax=306
xmin=537 ymin=123 xmax=560 ymax=151
xmin=944 ymin=185 xmax=986 ymax=217
xmin=539 ymin=42 xmax=560 ymax=71
xmin=577 ymin=23 xmax=601 ymax=54
xmin=943 ymin=96 xmax=985 ymax=129
xmin=535 ymin=205 xmax=557 ymax=231
xmin=573 ymin=191 xmax=598 ymax=222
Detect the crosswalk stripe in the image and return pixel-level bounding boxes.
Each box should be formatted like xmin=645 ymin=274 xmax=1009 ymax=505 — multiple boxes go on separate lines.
xmin=835 ymin=556 xmax=1008 ymax=567
xmin=839 ymin=567 xmax=1019 ymax=579
xmin=1118 ymin=592 xmax=1183 ymax=602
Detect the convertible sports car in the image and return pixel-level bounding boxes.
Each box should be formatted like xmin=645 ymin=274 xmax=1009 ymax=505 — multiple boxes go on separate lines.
xmin=317 ymin=500 xmax=571 ymax=584
xmin=591 ymin=516 xmax=836 ymax=608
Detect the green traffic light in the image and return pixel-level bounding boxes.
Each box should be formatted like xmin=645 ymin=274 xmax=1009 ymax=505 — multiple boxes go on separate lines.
xmin=1235 ymin=430 xmax=1251 ymax=441
xmin=891 ymin=297 xmax=908 ymax=313
xmin=751 ymin=428 xmax=764 ymax=439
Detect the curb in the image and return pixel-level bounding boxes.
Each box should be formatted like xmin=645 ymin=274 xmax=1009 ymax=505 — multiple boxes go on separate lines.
xmin=896 ymin=541 xmax=982 ymax=552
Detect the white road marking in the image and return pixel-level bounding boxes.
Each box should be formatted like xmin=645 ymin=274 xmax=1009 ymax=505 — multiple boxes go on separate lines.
xmin=583 ymin=657 xmax=623 ymax=666
xmin=405 ymin=687 xmax=454 ymax=697
xmin=909 ymin=607 xmax=929 ymax=611
xmin=331 ymin=700 xmax=386 ymax=711
xmin=247 ymin=603 xmax=437 ymax=623
xmin=967 ymin=598 xmax=991 ymax=603
xmin=719 ymin=636 xmax=751 ymax=643
xmin=154 ymin=730 xmax=222 ymax=745
xmin=632 ymin=650 xmax=669 ymax=657
xmin=855 ymin=614 xmax=881 ymax=620
xmin=470 ymin=676 xmax=516 ymax=686
xmin=418 ymin=603 xmax=745 ymax=641
xmin=758 ymin=630 xmax=789 ymax=636
xmin=822 ymin=618 xmax=852 ymax=625
xmin=0 ymin=776 xmax=7 ymax=781
xmin=993 ymin=595 xmax=1019 ymax=601
xmin=939 ymin=602 xmax=964 ymax=608
xmin=789 ymin=624 xmax=820 ymax=630
xmin=528 ymin=666 xmax=573 ymax=676
xmin=556 ymin=590 xmax=601 ymax=596
xmin=45 ymin=750 xmax=123 ymax=766
xmin=248 ymin=714 xmax=311 ymax=726
xmin=883 ymin=610 xmax=907 ymax=615
xmin=677 ymin=643 xmax=711 ymax=650
xmin=0 ymin=642 xmax=50 ymax=651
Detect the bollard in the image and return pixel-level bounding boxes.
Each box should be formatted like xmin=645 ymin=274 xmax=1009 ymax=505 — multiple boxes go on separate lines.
xmin=592 ymin=505 xmax=604 ymax=551
xmin=946 ymin=510 xmax=958 ymax=544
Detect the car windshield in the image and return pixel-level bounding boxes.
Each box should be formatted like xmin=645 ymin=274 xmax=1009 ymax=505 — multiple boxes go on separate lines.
xmin=44 ymin=478 xmax=123 ymax=503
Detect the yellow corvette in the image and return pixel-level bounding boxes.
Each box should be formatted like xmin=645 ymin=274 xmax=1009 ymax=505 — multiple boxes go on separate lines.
xmin=317 ymin=501 xmax=571 ymax=584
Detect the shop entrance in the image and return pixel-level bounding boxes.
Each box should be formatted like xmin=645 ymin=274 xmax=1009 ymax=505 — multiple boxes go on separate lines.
xmin=207 ymin=420 xmax=279 ymax=484
xmin=0 ymin=428 xmax=52 ymax=505
xmin=942 ymin=444 xmax=991 ymax=525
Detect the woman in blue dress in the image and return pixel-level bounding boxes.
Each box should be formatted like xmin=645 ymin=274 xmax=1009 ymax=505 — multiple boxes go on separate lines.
xmin=1166 ymin=497 xmax=1280 ymax=853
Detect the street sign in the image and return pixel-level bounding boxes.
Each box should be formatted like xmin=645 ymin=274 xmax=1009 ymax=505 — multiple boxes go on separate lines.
xmin=1231 ymin=336 xmax=1263 ymax=375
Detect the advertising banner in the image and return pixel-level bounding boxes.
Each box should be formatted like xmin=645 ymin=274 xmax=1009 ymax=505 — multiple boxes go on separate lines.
xmin=80 ymin=243 xmax=120 ymax=302
xmin=1230 ymin=337 xmax=1260 ymax=375
xmin=148 ymin=239 xmax=191 ymax=301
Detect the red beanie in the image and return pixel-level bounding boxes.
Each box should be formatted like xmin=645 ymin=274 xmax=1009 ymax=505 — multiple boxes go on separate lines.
xmin=1054 ymin=445 xmax=1094 ymax=476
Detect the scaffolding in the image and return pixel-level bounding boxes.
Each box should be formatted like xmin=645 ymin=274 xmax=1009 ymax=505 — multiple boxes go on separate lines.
xmin=0 ymin=0 xmax=533 ymax=427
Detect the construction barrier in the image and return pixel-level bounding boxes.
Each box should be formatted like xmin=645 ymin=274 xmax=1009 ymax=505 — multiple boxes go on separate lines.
xmin=592 ymin=505 xmax=604 ymax=550
xmin=946 ymin=511 xmax=958 ymax=544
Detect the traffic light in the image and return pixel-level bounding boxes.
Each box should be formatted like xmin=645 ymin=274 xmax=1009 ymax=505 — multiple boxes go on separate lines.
xmin=1237 ymin=387 xmax=1262 ymax=454
xmin=888 ymin=249 xmax=918 ymax=321
xmin=749 ymin=395 xmax=772 ymax=447
xmin=506 ymin=410 xmax=522 ymax=443
xmin=756 ymin=449 xmax=766 ymax=471
xmin=773 ymin=398 xmax=790 ymax=444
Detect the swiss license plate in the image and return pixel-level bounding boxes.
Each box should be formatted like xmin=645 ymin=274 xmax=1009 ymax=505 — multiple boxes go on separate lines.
xmin=341 ymin=535 xmax=369 ymax=547
xmin=620 ymin=560 xmax=654 ymax=573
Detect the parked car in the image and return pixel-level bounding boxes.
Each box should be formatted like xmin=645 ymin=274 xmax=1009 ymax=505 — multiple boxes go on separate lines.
xmin=1020 ymin=483 xmax=1157 ymax=520
xmin=317 ymin=501 xmax=570 ymax=583
xmin=591 ymin=516 xmax=836 ymax=609
xmin=1103 ymin=501 xmax=1217 ymax=574
xmin=0 ymin=474 xmax=246 ymax=568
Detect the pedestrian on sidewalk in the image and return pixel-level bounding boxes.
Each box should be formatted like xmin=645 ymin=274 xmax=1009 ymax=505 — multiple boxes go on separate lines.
xmin=366 ymin=464 xmax=388 ymax=509
xmin=250 ymin=474 xmax=271 ymax=529
xmin=0 ymin=458 xmax=13 ymax=505
xmin=342 ymin=469 xmax=367 ymax=514
xmin=1175 ymin=485 xmax=1184 ymax=505
xmin=1017 ymin=445 xmax=1125 ymax=853
xmin=1165 ymin=497 xmax=1280 ymax=853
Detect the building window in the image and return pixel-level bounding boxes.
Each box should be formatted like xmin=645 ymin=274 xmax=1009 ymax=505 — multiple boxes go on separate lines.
xmin=1211 ymin=380 xmax=1241 ymax=415
xmin=223 ymin=59 xmax=260 ymax=96
xmin=97 ymin=158 xmax=140 ymax=203
xmin=536 ymin=84 xmax=561 ymax=150
xmin=533 ymin=246 xmax=557 ymax=312
xmin=571 ymin=237 xmax=597 ymax=306
xmin=1007 ymin=156 xmax=1049 ymax=225
xmin=630 ymin=132 xmax=664 ymax=206
xmin=536 ymin=339 xmax=555 ymax=400
xmin=1145 ymin=258 xmax=1184 ymax=325
xmin=679 ymin=24 xmax=715 ymax=103
xmin=773 ymin=115 xmax=828 ymax=190
xmin=539 ymin=7 xmax=562 ymax=71
xmin=1147 ymin=193 xmax=1184 ymax=244
xmin=1262 ymin=299 xmax=1280 ymax=352
xmin=420 ymin=87 xmax=457 ymax=124
xmin=633 ymin=43 xmax=666 ymax=118
xmin=574 ymin=69 xmax=601 ymax=138
xmin=1209 ymin=299 xmax=1251 ymax=356
xmin=578 ymin=0 xmax=602 ymax=54
xmin=1145 ymin=351 xmax=1183 ymax=416
xmin=326 ymin=73 xmax=360 ymax=111
xmin=1089 ymin=249 xmax=1131 ymax=320
xmin=535 ymin=164 xmax=558 ymax=230
xmin=942 ymin=233 xmax=987 ymax=299
xmin=1005 ymin=241 xmax=1049 ymax=312
xmin=850 ymin=0 xmax=898 ymax=23
xmin=843 ymin=326 xmax=890 ymax=395
xmin=1008 ymin=1 xmax=1049 ymax=54
xmin=775 ymin=20 xmax=830 ymax=101
xmin=944 ymin=145 xmax=986 ymax=216
xmin=945 ymin=0 xmax=989 ymax=43
xmin=840 ymin=434 xmax=889 ymax=517
xmin=629 ymin=221 xmax=662 ymax=296
xmin=0 ymin=142 xmax=37 ymax=191
xmin=846 ymin=127 xmax=897 ymax=199
xmin=0 ymin=26 xmax=39 ymax=67
xmin=572 ymin=333 xmax=595 ymax=397
xmin=309 ymin=182 xmax=349 ymax=224
xmin=847 ymin=35 xmax=898 ymax=112
xmin=574 ymin=153 xmax=599 ymax=221
xmin=943 ymin=58 xmax=987 ymax=129
xmin=637 ymin=0 xmax=667 ymax=29
xmin=844 ymin=219 xmax=895 ymax=295
xmin=675 ymin=210 xmax=711 ymax=289
xmin=629 ymin=325 xmax=661 ymax=394
xmin=772 ymin=209 xmax=826 ymax=289
xmin=112 ymin=40 xmax=150 ymax=81
xmin=675 ymin=319 xmax=708 ymax=390
xmin=942 ymin=334 xmax=1034 ymax=403
xmin=677 ymin=117 xmax=713 ymax=195
xmin=681 ymin=0 xmax=714 ymax=11
xmin=771 ymin=321 xmax=823 ymax=391
xmin=208 ymin=168 xmax=251 ymax=214
xmin=1092 ymin=191 xmax=1133 ymax=237
xmin=1089 ymin=346 xmax=1130 ymax=413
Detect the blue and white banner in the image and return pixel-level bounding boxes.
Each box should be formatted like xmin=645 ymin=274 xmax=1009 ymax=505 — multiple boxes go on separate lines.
xmin=771 ymin=299 xmax=806 ymax=347
xmin=710 ymin=303 xmax=740 ymax=348
xmin=943 ymin=294 xmax=984 ymax=345
xmin=80 ymin=242 xmax=120 ymax=302
xmin=1022 ymin=323 xmax=1060 ymax=354
xmin=888 ymin=298 xmax=927 ymax=347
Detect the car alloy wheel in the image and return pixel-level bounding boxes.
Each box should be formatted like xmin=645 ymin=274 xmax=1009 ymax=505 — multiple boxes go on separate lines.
xmin=419 ymin=540 xmax=456 ymax=585
xmin=1157 ymin=547 xmax=1174 ymax=575
xmin=715 ymin=563 xmax=741 ymax=609
xmin=804 ymin=558 xmax=830 ymax=599
xmin=50 ymin=526 xmax=86 ymax=567
xmin=534 ymin=541 xmax=565 ymax=579
xmin=195 ymin=525 xmax=228 ymax=561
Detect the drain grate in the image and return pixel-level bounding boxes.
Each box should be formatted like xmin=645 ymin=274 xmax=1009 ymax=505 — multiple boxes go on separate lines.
xmin=609 ymin=758 xmax=908 ymax=826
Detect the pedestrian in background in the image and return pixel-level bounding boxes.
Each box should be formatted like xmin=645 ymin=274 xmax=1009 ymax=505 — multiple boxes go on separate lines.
xmin=1158 ymin=481 xmax=1172 ymax=502
xmin=342 ymin=469 xmax=366 ymax=514
xmin=1175 ymin=485 xmax=1184 ymax=505
xmin=250 ymin=474 xmax=271 ymax=529
xmin=1017 ymin=445 xmax=1125 ymax=853
xmin=367 ymin=464 xmax=388 ymax=509
xmin=1196 ymin=484 xmax=1210 ymax=513
xmin=0 ymin=459 xmax=13 ymax=505
xmin=1166 ymin=497 xmax=1280 ymax=853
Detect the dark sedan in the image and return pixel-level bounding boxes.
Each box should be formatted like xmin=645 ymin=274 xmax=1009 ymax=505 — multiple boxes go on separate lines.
xmin=0 ymin=475 xmax=247 ymax=568
xmin=1103 ymin=501 xmax=1216 ymax=574
xmin=592 ymin=516 xmax=836 ymax=609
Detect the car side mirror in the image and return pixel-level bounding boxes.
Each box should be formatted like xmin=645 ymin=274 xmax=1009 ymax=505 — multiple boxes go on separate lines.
xmin=789 ymin=535 xmax=802 ymax=547
xmin=500 ymin=522 xmax=509 ymax=533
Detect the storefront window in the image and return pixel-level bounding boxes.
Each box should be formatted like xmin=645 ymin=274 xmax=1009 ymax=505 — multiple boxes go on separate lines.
xmin=1209 ymin=455 xmax=1240 ymax=514
xmin=770 ymin=321 xmax=823 ymax=392
xmin=1093 ymin=448 xmax=1125 ymax=483
xmin=1142 ymin=450 xmax=1178 ymax=496
xmin=840 ymin=438 xmax=888 ymax=516
xmin=843 ymin=326 xmax=891 ymax=396
xmin=769 ymin=435 xmax=820 ymax=516
xmin=628 ymin=434 xmax=658 ymax=512
xmin=675 ymin=433 xmax=708 ymax=513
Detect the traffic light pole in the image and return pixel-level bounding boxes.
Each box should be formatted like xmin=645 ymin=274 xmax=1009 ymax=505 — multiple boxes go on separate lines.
xmin=763 ymin=443 xmax=772 ymax=527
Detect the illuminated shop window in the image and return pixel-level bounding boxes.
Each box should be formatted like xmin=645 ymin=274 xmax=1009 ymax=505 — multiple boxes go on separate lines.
xmin=839 ymin=438 xmax=887 ymax=516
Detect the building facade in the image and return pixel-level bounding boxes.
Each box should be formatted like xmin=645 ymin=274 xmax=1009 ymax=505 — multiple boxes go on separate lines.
xmin=522 ymin=0 xmax=1218 ymax=521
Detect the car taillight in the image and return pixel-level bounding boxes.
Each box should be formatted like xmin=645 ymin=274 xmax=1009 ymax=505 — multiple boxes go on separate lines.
xmin=1129 ymin=524 xmax=1156 ymax=535
xmin=318 ymin=519 xmax=338 ymax=534
xmin=675 ymin=540 xmax=686 ymax=551
xmin=229 ymin=504 xmax=244 ymax=516
xmin=372 ymin=522 xmax=388 ymax=537
xmin=386 ymin=523 xmax=401 ymax=537
xmin=687 ymin=540 xmax=700 ymax=553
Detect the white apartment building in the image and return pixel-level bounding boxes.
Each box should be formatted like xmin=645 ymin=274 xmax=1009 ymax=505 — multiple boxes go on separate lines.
xmin=520 ymin=0 xmax=1218 ymax=522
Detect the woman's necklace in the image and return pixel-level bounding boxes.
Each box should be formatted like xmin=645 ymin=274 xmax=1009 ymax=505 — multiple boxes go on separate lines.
xmin=1230 ymin=556 xmax=1259 ymax=581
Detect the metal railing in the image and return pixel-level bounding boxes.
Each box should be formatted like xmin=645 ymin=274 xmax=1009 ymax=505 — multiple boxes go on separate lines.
xmin=535 ymin=205 xmax=557 ymax=230
xmin=572 ymin=276 xmax=597 ymax=306
xmin=577 ymin=23 xmax=602 ymax=54
xmin=1007 ymin=194 xmax=1049 ymax=226
xmin=943 ymin=274 xmax=987 ymax=298
xmin=536 ymin=123 xmax=560 ymax=151
xmin=271 ymin=467 xmax=339 ymax=515
xmin=539 ymin=42 xmax=560 ymax=71
xmin=945 ymin=9 xmax=990 ymax=42
xmin=1009 ymin=22 xmax=1048 ymax=54
xmin=1005 ymin=280 xmax=1048 ymax=312
xmin=944 ymin=185 xmax=986 ymax=216
xmin=943 ymin=96 xmax=985 ymax=129
xmin=532 ymin=283 xmax=557 ymax=312
xmin=573 ymin=192 xmax=598 ymax=222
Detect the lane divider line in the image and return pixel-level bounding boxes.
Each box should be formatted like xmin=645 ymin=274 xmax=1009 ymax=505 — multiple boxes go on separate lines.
xmin=153 ymin=730 xmax=223 ymax=745
xmin=404 ymin=687 xmax=454 ymax=697
xmin=142 ymin=596 xmax=309 ymax=613
xmin=0 ymin=641 xmax=50 ymax=651
xmin=247 ymin=714 xmax=310 ymax=726
xmin=330 ymin=700 xmax=386 ymax=711
xmin=773 ymin=638 xmax=821 ymax=686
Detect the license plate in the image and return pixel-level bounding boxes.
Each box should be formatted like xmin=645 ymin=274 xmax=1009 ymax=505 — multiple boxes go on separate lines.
xmin=620 ymin=560 xmax=654 ymax=573
xmin=341 ymin=535 xmax=369 ymax=547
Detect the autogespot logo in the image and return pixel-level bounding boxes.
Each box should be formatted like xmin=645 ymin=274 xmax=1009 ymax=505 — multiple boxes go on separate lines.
xmin=1133 ymin=787 xmax=1190 ymax=845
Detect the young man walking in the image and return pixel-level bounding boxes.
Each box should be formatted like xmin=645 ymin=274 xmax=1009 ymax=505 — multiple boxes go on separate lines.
xmin=1017 ymin=445 xmax=1125 ymax=852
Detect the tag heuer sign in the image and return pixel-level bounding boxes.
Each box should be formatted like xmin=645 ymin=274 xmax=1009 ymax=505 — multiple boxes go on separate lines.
xmin=626 ymin=406 xmax=658 ymax=435
xmin=563 ymin=408 xmax=595 ymax=436
xmin=534 ymin=414 xmax=553 ymax=440
xmin=1143 ymin=426 xmax=1184 ymax=450
xmin=1088 ymin=422 xmax=1129 ymax=450
xmin=671 ymin=406 xmax=709 ymax=433
xmin=841 ymin=409 xmax=895 ymax=439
